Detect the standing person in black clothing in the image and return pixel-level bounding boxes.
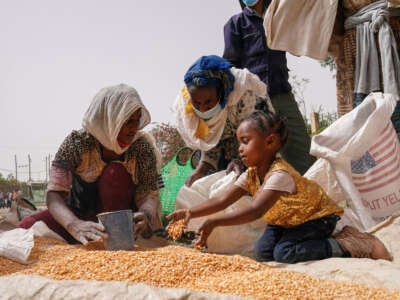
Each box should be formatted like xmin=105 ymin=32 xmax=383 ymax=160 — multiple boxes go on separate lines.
xmin=223 ymin=0 xmax=315 ymax=175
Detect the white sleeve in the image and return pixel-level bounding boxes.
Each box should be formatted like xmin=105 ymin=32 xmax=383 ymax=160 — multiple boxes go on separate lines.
xmin=263 ymin=170 xmax=296 ymax=194
xmin=234 ymin=170 xmax=249 ymax=192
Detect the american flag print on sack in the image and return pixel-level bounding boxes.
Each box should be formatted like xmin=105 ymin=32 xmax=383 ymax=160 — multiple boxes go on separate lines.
xmin=351 ymin=122 xmax=400 ymax=223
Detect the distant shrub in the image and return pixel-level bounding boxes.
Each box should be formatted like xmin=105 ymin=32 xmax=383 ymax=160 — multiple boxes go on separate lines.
xmin=149 ymin=122 xmax=186 ymax=168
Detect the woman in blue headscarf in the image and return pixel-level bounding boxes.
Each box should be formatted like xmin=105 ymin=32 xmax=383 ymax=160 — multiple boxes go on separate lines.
xmin=174 ymin=55 xmax=272 ymax=186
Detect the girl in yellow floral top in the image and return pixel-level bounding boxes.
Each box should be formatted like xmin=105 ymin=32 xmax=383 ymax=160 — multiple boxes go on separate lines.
xmin=167 ymin=111 xmax=391 ymax=263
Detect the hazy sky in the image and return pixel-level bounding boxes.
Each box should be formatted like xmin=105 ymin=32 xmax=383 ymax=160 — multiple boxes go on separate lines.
xmin=0 ymin=0 xmax=337 ymax=181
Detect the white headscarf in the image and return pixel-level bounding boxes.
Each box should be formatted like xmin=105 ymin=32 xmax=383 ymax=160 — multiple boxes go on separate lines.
xmin=174 ymin=68 xmax=267 ymax=151
xmin=82 ymin=84 xmax=151 ymax=155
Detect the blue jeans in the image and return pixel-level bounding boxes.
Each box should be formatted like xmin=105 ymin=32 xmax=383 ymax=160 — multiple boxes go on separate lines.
xmin=254 ymin=214 xmax=340 ymax=263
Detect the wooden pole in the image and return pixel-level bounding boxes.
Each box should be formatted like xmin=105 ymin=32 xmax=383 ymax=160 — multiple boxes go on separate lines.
xmin=310 ymin=112 xmax=320 ymax=134
xmin=14 ymin=155 xmax=18 ymax=182
xmin=28 ymin=154 xmax=32 ymax=182
xmin=45 ymin=156 xmax=48 ymax=182
xmin=48 ymin=154 xmax=51 ymax=181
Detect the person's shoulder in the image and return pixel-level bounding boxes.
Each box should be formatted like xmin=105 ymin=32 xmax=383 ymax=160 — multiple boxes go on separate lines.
xmin=225 ymin=10 xmax=246 ymax=26
xmin=133 ymin=134 xmax=152 ymax=146
xmin=272 ymin=158 xmax=303 ymax=178
xmin=59 ymin=129 xmax=96 ymax=152
xmin=124 ymin=135 xmax=159 ymax=169
xmin=129 ymin=134 xmax=157 ymax=156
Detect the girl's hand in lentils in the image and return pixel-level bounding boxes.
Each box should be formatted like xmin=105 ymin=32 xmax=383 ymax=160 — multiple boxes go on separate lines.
xmin=194 ymin=219 xmax=216 ymax=249
xmin=166 ymin=209 xmax=191 ymax=225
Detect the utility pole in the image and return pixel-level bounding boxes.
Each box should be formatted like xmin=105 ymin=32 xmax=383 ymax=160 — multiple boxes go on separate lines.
xmin=310 ymin=112 xmax=320 ymax=135
xmin=28 ymin=154 xmax=32 ymax=182
xmin=14 ymin=155 xmax=18 ymax=182
xmin=48 ymin=154 xmax=51 ymax=181
xmin=45 ymin=156 xmax=48 ymax=182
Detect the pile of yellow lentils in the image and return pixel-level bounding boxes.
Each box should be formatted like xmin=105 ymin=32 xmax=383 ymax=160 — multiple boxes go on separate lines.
xmin=0 ymin=237 xmax=399 ymax=299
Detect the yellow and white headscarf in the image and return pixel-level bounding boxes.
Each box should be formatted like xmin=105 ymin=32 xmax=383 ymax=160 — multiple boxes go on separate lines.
xmin=174 ymin=67 xmax=267 ymax=151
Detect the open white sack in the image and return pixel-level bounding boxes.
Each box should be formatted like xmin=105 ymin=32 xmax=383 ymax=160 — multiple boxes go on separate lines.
xmin=175 ymin=171 xmax=266 ymax=257
xmin=304 ymin=92 xmax=400 ymax=231
xmin=0 ymin=221 xmax=65 ymax=264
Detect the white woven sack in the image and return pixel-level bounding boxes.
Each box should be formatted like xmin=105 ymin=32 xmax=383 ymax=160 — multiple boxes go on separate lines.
xmin=175 ymin=171 xmax=265 ymax=257
xmin=308 ymin=92 xmax=400 ymax=230
xmin=0 ymin=228 xmax=34 ymax=264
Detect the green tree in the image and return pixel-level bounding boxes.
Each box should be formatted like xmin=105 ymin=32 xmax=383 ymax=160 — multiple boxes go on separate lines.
xmin=0 ymin=170 xmax=19 ymax=191
xmin=320 ymin=55 xmax=337 ymax=74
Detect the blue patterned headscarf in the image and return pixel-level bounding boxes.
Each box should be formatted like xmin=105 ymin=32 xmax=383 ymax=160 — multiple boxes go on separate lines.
xmin=184 ymin=55 xmax=235 ymax=109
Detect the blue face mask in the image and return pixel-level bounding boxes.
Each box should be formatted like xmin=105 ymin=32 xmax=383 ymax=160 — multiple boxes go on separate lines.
xmin=242 ymin=0 xmax=259 ymax=6
xmin=192 ymin=103 xmax=222 ymax=120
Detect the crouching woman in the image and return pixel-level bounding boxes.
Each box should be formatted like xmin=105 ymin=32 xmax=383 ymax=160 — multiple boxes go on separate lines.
xmin=19 ymin=84 xmax=162 ymax=244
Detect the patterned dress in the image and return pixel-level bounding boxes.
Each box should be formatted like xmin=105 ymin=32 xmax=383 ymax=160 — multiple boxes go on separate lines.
xmin=48 ymin=129 xmax=162 ymax=229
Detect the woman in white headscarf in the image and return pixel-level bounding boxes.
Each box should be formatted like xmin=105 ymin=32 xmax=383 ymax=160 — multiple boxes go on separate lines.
xmin=19 ymin=84 xmax=162 ymax=244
